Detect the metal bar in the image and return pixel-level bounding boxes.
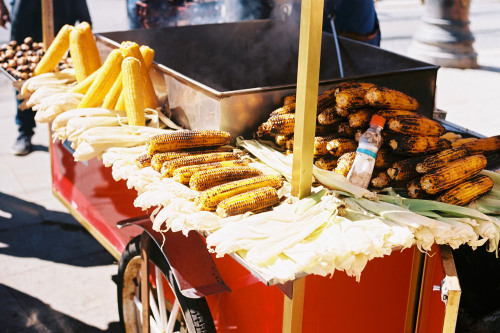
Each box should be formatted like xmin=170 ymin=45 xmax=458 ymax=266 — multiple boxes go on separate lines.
xmin=140 ymin=233 xmax=151 ymax=333
xmin=329 ymin=16 xmax=344 ymax=78
xmin=440 ymin=246 xmax=461 ymax=333
xmin=41 ymin=0 xmax=54 ymax=47
xmin=405 ymin=247 xmax=425 ymax=333
xmin=282 ymin=277 xmax=306 ymax=333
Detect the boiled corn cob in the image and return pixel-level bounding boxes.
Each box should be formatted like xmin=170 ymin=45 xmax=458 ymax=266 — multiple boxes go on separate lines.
xmin=147 ymin=130 xmax=232 ymax=154
xmin=314 ymin=156 xmax=338 ymax=170
xmin=317 ymin=107 xmax=343 ymax=126
xmin=161 ymin=152 xmax=239 ymax=177
xmin=216 ymin=186 xmax=280 ymax=218
xmin=387 ymin=114 xmax=445 ymax=137
xmin=365 ymin=86 xmax=419 ymax=111
xmin=173 ymin=160 xmax=248 ymax=184
xmin=72 ymin=67 xmax=100 ymax=94
xmin=334 ymin=151 xmax=356 ymax=177
xmin=348 ymin=108 xmax=375 ymax=128
xmin=70 ymin=22 xmax=101 ymax=82
xmin=370 ymin=170 xmax=391 ymax=189
xmin=189 ymin=166 xmax=263 ymax=191
xmin=121 ymin=57 xmax=145 ymax=126
xmin=461 ymin=135 xmax=500 ymax=155
xmin=77 ymin=49 xmax=124 ymax=108
xmin=260 ymin=114 xmax=295 ymax=135
xmin=451 ymin=137 xmax=478 ymax=148
xmin=389 ymin=135 xmax=451 ymax=155
xmin=436 ymin=174 xmax=494 ymax=206
xmin=334 ymin=82 xmax=376 ymax=96
xmin=34 ymin=24 xmax=73 ymax=76
xmin=314 ymin=135 xmax=339 ymax=156
xmin=195 ymin=174 xmax=283 ymax=211
xmin=135 ymin=153 xmax=154 ymax=168
xmin=407 ymin=178 xmax=429 ymax=199
xmin=387 ymin=156 xmax=426 ymax=181
xmin=415 ymin=147 xmax=468 ymax=174
xmin=420 ymin=154 xmax=488 ymax=194
xmin=326 ymin=138 xmax=357 ymax=157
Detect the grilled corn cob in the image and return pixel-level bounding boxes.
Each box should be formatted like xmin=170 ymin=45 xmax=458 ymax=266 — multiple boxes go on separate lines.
xmin=261 ymin=114 xmax=295 ymax=135
xmin=317 ymin=89 xmax=336 ymax=110
xmin=440 ymin=132 xmax=463 ymax=142
xmin=135 ymin=153 xmax=154 ymax=168
xmin=195 ymin=175 xmax=283 ymax=211
xmin=77 ymin=49 xmax=124 ymax=108
xmin=317 ymin=107 xmax=343 ymax=126
xmin=34 ymin=24 xmax=73 ymax=76
xmin=461 ymin=135 xmax=500 ymax=155
xmin=370 ymin=170 xmax=391 ymax=188
xmin=436 ymin=174 xmax=494 ymax=206
xmin=315 ymin=124 xmax=340 ymax=137
xmin=270 ymin=104 xmax=295 ymax=117
xmin=216 ymin=186 xmax=280 ymax=217
xmin=389 ymin=135 xmax=451 ymax=155
xmin=173 ymin=160 xmax=248 ymax=184
xmin=314 ymin=135 xmax=339 ymax=156
xmin=70 ymin=22 xmax=101 ymax=82
xmin=420 ymin=154 xmax=488 ymax=194
xmin=365 ymin=86 xmax=419 ymax=111
xmin=337 ymin=122 xmax=358 ymax=138
xmin=151 ymin=146 xmax=234 ymax=171
xmin=334 ymin=82 xmax=376 ymax=96
xmin=334 ymin=151 xmax=356 ymax=177
xmin=161 ymin=152 xmax=239 ymax=177
xmin=275 ymin=134 xmax=292 ymax=147
xmin=314 ymin=156 xmax=338 ymax=170
xmin=326 ymin=138 xmax=357 ymax=157
xmin=375 ymin=148 xmax=399 ymax=169
xmin=407 ymin=178 xmax=429 ymax=199
xmin=387 ymin=115 xmax=445 ymax=136
xmin=375 ymin=109 xmax=416 ymax=120
xmin=451 ymin=137 xmax=478 ymax=148
xmin=147 ymin=130 xmax=232 ymax=154
xmin=335 ymin=88 xmax=370 ymax=116
xmin=348 ymin=108 xmax=375 ymax=128
xmin=121 ymin=57 xmax=145 ymax=126
xmin=189 ymin=166 xmax=263 ymax=191
xmin=415 ymin=147 xmax=468 ymax=174
xmin=284 ymin=94 xmax=296 ymax=106
xmin=387 ymin=156 xmax=426 ymax=181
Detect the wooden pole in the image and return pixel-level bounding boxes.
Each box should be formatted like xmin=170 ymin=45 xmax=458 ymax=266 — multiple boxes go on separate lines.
xmin=41 ymin=0 xmax=54 ymax=47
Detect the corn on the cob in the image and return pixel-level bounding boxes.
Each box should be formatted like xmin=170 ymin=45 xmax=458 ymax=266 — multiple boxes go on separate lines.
xmin=115 ymin=93 xmax=126 ymax=111
xmin=317 ymin=89 xmax=336 ymax=110
xmin=370 ymin=170 xmax=391 ymax=188
xmin=77 ymin=49 xmax=124 ymax=108
xmin=34 ymin=24 xmax=73 ymax=76
xmin=365 ymin=86 xmax=419 ymax=111
xmin=195 ymin=175 xmax=283 ymax=211
xmin=72 ymin=67 xmax=100 ymax=94
xmin=161 ymin=152 xmax=239 ymax=177
xmin=451 ymin=137 xmax=478 ymax=148
xmin=375 ymin=148 xmax=399 ymax=169
xmin=275 ymin=134 xmax=292 ymax=147
xmin=335 ymin=88 xmax=370 ymax=115
xmin=336 ymin=122 xmax=358 ymax=138
xmin=284 ymin=95 xmax=296 ymax=106
xmin=189 ymin=166 xmax=263 ymax=191
xmin=420 ymin=154 xmax=488 ymax=194
xmin=440 ymin=132 xmax=462 ymax=142
xmin=375 ymin=109 xmax=416 ymax=120
xmin=334 ymin=82 xmax=376 ymax=96
xmin=70 ymin=22 xmax=101 ymax=82
xmin=152 ymin=146 xmax=236 ymax=171
xmin=314 ymin=156 xmax=338 ymax=170
xmin=147 ymin=130 xmax=232 ymax=154
xmin=387 ymin=156 xmax=427 ymax=181
xmin=135 ymin=153 xmax=154 ymax=168
xmin=270 ymin=104 xmax=295 ymax=117
xmin=348 ymin=108 xmax=376 ymax=128
xmin=317 ymin=107 xmax=343 ymax=126
xmin=216 ymin=186 xmax=280 ymax=217
xmin=120 ymin=41 xmax=158 ymax=109
xmin=461 ymin=135 xmax=500 ymax=155
xmin=139 ymin=45 xmax=155 ymax=69
xmin=315 ymin=124 xmax=340 ymax=137
xmin=261 ymin=114 xmax=295 ymax=135
xmin=334 ymin=151 xmax=356 ymax=177
xmin=121 ymin=57 xmax=145 ymax=126
xmin=314 ymin=135 xmax=339 ymax=156
xmin=389 ymin=135 xmax=451 ymax=155
xmin=173 ymin=160 xmax=248 ymax=184
xmin=326 ymin=138 xmax=357 ymax=157
xmin=387 ymin=115 xmax=445 ymax=137
xmin=415 ymin=147 xmax=468 ymax=174
xmin=407 ymin=178 xmax=429 ymax=199
xmin=102 ymin=72 xmax=123 ymax=110
xmin=436 ymin=174 xmax=494 ymax=206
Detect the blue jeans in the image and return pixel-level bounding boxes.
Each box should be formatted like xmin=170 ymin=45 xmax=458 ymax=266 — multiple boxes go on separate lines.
xmin=127 ymin=0 xmax=142 ymax=29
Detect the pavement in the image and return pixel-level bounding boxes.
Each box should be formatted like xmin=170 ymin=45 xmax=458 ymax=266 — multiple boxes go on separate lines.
xmin=0 ymin=0 xmax=498 ymax=332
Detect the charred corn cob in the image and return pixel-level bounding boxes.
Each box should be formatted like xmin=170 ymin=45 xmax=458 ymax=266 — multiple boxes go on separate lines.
xmin=375 ymin=148 xmax=399 ymax=169
xmin=389 ymin=135 xmax=451 ymax=155
xmin=195 ymin=175 xmax=283 ymax=211
xmin=173 ymin=160 xmax=248 ymax=184
xmin=135 ymin=153 xmax=154 ymax=168
xmin=334 ymin=82 xmax=376 ymax=96
xmin=34 ymin=24 xmax=73 ymax=76
xmin=451 ymin=137 xmax=478 ymax=148
xmin=441 ymin=132 xmax=462 ymax=142
xmin=420 ymin=154 xmax=488 ymax=194
xmin=317 ymin=89 xmax=336 ymax=110
xmin=121 ymin=57 xmax=145 ymax=126
xmin=407 ymin=178 xmax=429 ymax=199
xmin=337 ymin=122 xmax=358 ymax=138
xmin=151 ymin=151 xmax=193 ymax=171
xmin=415 ymin=147 xmax=468 ymax=174
xmin=375 ymin=109 xmax=416 ymax=120
xmin=387 ymin=115 xmax=445 ymax=136
xmin=314 ymin=156 xmax=338 ymax=170
xmin=387 ymin=156 xmax=427 ymax=181
xmin=189 ymin=166 xmax=263 ymax=191
xmin=326 ymin=138 xmax=357 ymax=157
xmin=314 ymin=135 xmax=339 ymax=156
xmin=315 ymin=124 xmax=340 ymax=137
xmin=77 ymin=49 xmax=123 ymax=108
xmin=284 ymin=95 xmax=296 ymax=106
xmin=261 ymin=114 xmax=295 ymax=135
xmin=461 ymin=135 xmax=500 ymax=155
xmin=147 ymin=130 xmax=232 ymax=154
xmin=436 ymin=174 xmax=494 ymax=206
xmin=161 ymin=152 xmax=239 ymax=177
xmin=317 ymin=107 xmax=343 ymax=126
xmin=70 ymin=22 xmax=101 ymax=82
xmin=370 ymin=170 xmax=391 ymax=188
xmin=216 ymin=186 xmax=280 ymax=217
xmin=365 ymin=86 xmax=419 ymax=111
xmin=348 ymin=108 xmax=375 ymax=128
xmin=335 ymin=88 xmax=370 ymax=115
xmin=270 ymin=104 xmax=295 ymax=117
xmin=334 ymin=151 xmax=356 ymax=177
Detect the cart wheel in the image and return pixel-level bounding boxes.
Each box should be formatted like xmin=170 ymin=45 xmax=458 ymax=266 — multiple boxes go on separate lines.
xmin=117 ymin=235 xmax=216 ymax=333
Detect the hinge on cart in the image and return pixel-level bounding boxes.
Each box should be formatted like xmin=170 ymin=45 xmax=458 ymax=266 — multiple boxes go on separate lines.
xmin=433 ymin=279 xmax=449 ymax=305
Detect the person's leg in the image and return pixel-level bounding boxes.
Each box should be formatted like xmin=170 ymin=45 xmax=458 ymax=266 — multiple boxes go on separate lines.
xmin=127 ymin=0 xmax=142 ymax=29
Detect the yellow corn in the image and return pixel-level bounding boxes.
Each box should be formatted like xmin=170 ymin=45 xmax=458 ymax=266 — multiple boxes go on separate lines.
xmin=440 ymin=132 xmax=463 ymax=142
xmin=102 ymin=72 xmax=123 ymax=110
xmin=121 ymin=57 xmax=145 ymax=126
xmin=275 ymin=134 xmax=292 ymax=147
xmin=147 ymin=130 xmax=232 ymax=154
xmin=335 ymin=87 xmax=369 ymax=110
xmin=334 ymin=151 xmax=356 ymax=177
xmin=389 ymin=135 xmax=451 ymax=155
xmin=151 ymin=147 xmax=233 ymax=172
xmin=317 ymin=89 xmax=336 ymax=111
xmin=115 ymin=93 xmax=126 ymax=111
xmin=216 ymin=186 xmax=280 ymax=218
xmin=270 ymin=104 xmax=295 ymax=117
xmin=326 ymin=138 xmax=357 ymax=157
xmin=420 ymin=154 xmax=488 ymax=194
xmin=314 ymin=156 xmax=338 ymax=171
xmin=370 ymin=170 xmax=391 ymax=189
xmin=387 ymin=156 xmax=426 ymax=181
xmin=261 ymin=114 xmax=295 ymax=135
xmin=365 ymin=86 xmax=419 ymax=111
xmin=317 ymin=107 xmax=343 ymax=126
xmin=334 ymin=81 xmax=376 ymax=96
xmin=314 ymin=135 xmax=339 ymax=156
xmin=135 ymin=153 xmax=153 ymax=168
xmin=140 ymin=45 xmax=155 ymax=69
xmin=415 ymin=147 xmax=468 ymax=174
xmin=34 ymin=24 xmax=73 ymax=76
xmin=70 ymin=22 xmax=101 ymax=82
xmin=436 ymin=174 xmax=494 ymax=206
xmin=461 ymin=135 xmax=500 ymax=155
xmin=375 ymin=109 xmax=417 ymax=120
xmin=72 ymin=67 xmax=100 ymax=94
xmin=284 ymin=95 xmax=296 ymax=106
xmin=161 ymin=152 xmax=239 ymax=177
xmin=387 ymin=114 xmax=445 ymax=137
xmin=348 ymin=108 xmax=375 ymax=128
xmin=189 ymin=166 xmax=263 ymax=191
xmin=77 ymin=49 xmax=124 ymax=108
xmin=451 ymin=137 xmax=478 ymax=148
xmin=173 ymin=160 xmax=248 ymax=185
xmin=195 ymin=175 xmax=283 ymax=211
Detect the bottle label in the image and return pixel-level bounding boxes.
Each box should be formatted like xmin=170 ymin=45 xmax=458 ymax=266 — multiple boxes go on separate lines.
xmin=356 ymin=148 xmax=377 ymax=159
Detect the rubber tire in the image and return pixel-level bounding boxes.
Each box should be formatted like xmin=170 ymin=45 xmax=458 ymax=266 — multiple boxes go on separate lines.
xmin=117 ymin=235 xmax=216 ymax=333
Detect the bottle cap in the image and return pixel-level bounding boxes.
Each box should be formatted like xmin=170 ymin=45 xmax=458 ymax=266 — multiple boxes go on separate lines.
xmin=370 ymin=115 xmax=386 ymax=127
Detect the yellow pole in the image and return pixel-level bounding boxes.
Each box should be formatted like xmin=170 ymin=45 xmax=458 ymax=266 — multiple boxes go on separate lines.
xmin=41 ymin=0 xmax=54 ymax=47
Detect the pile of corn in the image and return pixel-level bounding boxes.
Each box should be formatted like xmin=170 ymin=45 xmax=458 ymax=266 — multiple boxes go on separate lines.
xmin=256 ymin=81 xmax=500 ymax=206
xmin=136 ymin=130 xmax=284 ymax=217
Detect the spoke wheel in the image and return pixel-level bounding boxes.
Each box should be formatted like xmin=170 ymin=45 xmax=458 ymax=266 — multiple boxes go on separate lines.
xmin=117 ymin=235 xmax=216 ymax=333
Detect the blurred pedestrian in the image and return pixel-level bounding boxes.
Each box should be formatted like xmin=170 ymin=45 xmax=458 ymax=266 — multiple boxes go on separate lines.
xmin=0 ymin=0 xmax=92 ymax=155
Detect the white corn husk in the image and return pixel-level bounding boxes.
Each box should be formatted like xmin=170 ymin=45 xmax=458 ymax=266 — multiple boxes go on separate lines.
xmin=102 ymin=145 xmax=146 ymax=168
xmin=51 ymin=108 xmax=122 ymax=133
xmin=33 ymin=92 xmax=84 ymax=123
xmin=59 ymin=116 xmax=120 ymax=142
xmin=16 ymin=68 xmax=76 ymax=100
xmin=20 ymin=84 xmax=72 ymax=110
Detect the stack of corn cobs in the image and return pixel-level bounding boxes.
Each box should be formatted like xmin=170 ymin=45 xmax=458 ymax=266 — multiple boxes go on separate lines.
xmin=135 ymin=130 xmax=284 ymax=218
xmin=256 ymin=81 xmax=500 ymax=206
